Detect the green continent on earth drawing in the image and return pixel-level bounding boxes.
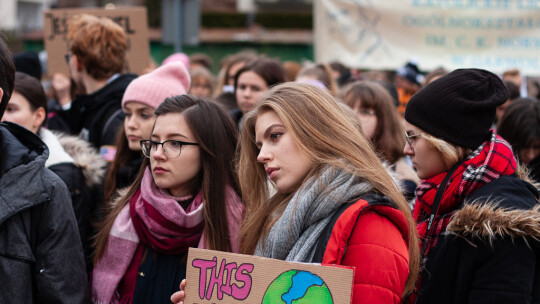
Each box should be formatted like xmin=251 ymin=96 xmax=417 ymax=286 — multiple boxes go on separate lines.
xmin=262 ymin=270 xmax=333 ymax=304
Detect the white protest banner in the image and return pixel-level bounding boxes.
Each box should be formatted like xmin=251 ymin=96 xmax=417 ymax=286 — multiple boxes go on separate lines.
xmin=185 ymin=248 xmax=354 ymax=303
xmin=43 ymin=7 xmax=150 ymax=76
xmin=315 ymin=0 xmax=540 ymax=75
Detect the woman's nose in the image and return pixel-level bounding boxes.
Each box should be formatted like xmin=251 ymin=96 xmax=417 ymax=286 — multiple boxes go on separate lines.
xmin=257 ymin=146 xmax=272 ymax=163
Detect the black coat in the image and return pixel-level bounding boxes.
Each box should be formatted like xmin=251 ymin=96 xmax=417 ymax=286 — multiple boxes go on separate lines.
xmin=56 ymin=74 xmax=137 ymax=150
xmin=415 ymin=174 xmax=540 ymax=304
xmin=0 ymin=122 xmax=89 ymax=303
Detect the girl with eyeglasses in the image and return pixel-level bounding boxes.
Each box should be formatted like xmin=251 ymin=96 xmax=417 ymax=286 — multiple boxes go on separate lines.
xmin=341 ymin=81 xmax=420 ymax=202
xmin=402 ymin=69 xmax=540 ymax=303
xmin=92 ymin=94 xmax=244 ymax=303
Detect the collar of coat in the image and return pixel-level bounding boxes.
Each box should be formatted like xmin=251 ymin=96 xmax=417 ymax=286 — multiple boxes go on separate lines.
xmin=446 ymin=168 xmax=540 ymax=244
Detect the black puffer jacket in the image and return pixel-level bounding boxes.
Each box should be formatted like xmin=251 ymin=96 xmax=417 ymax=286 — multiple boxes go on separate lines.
xmin=0 ymin=122 xmax=89 ymax=303
xmin=56 ymin=73 xmax=137 ymax=150
xmin=415 ymin=174 xmax=540 ymax=304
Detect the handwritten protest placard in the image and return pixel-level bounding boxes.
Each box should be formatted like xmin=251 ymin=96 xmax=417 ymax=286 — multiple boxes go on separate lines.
xmin=315 ymin=0 xmax=540 ymax=74
xmin=43 ymin=7 xmax=150 ymax=76
xmin=185 ymin=248 xmax=354 ymax=303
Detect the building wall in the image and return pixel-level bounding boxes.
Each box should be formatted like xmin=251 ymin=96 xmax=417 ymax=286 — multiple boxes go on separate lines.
xmin=0 ymin=0 xmax=17 ymax=30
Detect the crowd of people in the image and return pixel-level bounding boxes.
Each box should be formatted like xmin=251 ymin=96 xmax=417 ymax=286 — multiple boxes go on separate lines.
xmin=0 ymin=13 xmax=539 ymax=304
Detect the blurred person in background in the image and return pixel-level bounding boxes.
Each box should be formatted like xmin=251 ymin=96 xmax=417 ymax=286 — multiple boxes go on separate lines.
xmin=395 ymin=61 xmax=423 ymax=117
xmin=104 ymin=62 xmax=190 ymax=203
xmin=55 ymin=14 xmax=137 ymax=161
xmin=282 ymin=60 xmax=302 ymax=82
xmin=494 ymin=80 xmax=521 ymax=127
xmin=189 ymin=67 xmax=216 ymax=99
xmin=341 ymin=81 xmax=419 ymax=202
xmin=233 ymin=56 xmax=286 ymax=125
xmin=214 ymin=51 xmax=258 ymax=113
xmin=330 ymin=61 xmax=353 ymax=88
xmin=189 ymin=53 xmax=213 ymax=72
xmin=502 ymin=68 xmax=524 ymax=95
xmin=216 ymin=51 xmax=258 ymax=96
xmin=296 ymin=62 xmax=338 ymax=95
xmin=498 ymin=97 xmax=540 ymax=182
xmin=422 ymin=67 xmax=448 ymax=86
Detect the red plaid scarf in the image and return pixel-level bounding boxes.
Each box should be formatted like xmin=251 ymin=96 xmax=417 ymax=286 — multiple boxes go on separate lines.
xmin=409 ymin=131 xmax=516 ymax=302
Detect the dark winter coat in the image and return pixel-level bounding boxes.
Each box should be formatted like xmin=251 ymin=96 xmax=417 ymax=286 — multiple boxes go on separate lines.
xmin=0 ymin=122 xmax=89 ymax=303
xmin=58 ymin=74 xmax=137 ymax=150
xmin=40 ymin=128 xmax=107 ymax=274
xmin=415 ymin=173 xmax=540 ymax=304
xmin=529 ymin=154 xmax=540 ymax=183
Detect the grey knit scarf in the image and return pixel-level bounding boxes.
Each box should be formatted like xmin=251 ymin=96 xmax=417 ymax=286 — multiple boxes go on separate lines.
xmin=254 ymin=166 xmax=374 ymax=262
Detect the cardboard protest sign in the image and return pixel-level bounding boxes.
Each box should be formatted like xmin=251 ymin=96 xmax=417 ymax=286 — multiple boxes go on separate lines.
xmin=185 ymin=248 xmax=354 ymax=304
xmin=43 ymin=7 xmax=150 ymax=76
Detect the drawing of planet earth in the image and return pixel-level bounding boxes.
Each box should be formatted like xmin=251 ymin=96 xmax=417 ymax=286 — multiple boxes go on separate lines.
xmin=262 ymin=270 xmax=333 ymax=304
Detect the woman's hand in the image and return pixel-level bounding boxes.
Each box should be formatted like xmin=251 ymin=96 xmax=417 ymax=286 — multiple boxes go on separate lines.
xmin=170 ymin=279 xmax=186 ymax=304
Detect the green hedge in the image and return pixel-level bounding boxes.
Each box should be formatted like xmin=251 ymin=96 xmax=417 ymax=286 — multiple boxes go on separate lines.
xmin=201 ymin=12 xmax=312 ymax=29
xmin=202 ymin=12 xmax=246 ymax=28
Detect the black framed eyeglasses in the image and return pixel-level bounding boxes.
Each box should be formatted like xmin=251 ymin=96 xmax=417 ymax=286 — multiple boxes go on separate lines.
xmin=64 ymin=53 xmax=72 ymax=64
xmin=405 ymin=131 xmax=422 ymax=152
xmin=140 ymin=139 xmax=198 ymax=159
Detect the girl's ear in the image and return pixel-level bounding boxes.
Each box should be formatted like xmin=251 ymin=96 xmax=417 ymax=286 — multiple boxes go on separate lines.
xmin=32 ymin=107 xmax=46 ymax=132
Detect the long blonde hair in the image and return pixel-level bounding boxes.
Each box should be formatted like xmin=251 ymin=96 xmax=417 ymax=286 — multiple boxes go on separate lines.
xmin=237 ymin=83 xmax=420 ymax=295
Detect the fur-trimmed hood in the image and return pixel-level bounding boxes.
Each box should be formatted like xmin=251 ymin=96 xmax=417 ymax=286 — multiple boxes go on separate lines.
xmin=447 ymin=203 xmax=540 ymax=244
xmin=52 ymin=130 xmax=107 ymax=187
xmin=447 ymin=173 xmax=540 ymax=244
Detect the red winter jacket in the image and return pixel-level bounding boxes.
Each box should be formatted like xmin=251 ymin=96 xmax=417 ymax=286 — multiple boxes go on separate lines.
xmin=320 ymin=195 xmax=410 ymax=303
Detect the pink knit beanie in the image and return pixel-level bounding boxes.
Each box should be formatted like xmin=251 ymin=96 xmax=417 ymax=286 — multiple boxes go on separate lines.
xmin=122 ymin=62 xmax=191 ymax=110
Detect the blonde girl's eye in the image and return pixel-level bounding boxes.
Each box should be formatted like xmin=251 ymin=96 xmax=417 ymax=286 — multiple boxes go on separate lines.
xmin=270 ymin=132 xmax=282 ymax=142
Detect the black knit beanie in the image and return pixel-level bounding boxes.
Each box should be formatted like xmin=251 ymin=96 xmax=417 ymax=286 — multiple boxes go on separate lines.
xmin=404 ymin=68 xmax=509 ymax=149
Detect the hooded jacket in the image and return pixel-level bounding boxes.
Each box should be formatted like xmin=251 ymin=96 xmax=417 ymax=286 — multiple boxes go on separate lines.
xmin=415 ymin=172 xmax=540 ymax=304
xmin=40 ymin=128 xmax=107 ymax=273
xmin=58 ymin=73 xmax=137 ymax=150
xmin=0 ymin=122 xmax=89 ymax=303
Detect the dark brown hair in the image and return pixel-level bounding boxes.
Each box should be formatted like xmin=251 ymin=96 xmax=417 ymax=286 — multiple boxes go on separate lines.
xmin=13 ymin=72 xmax=48 ymax=128
xmin=103 ymin=127 xmax=141 ymax=203
xmin=498 ymin=98 xmax=540 ymax=159
xmin=341 ymin=81 xmax=406 ymax=163
xmin=94 ymin=95 xmax=241 ymax=262
xmin=234 ymin=57 xmax=285 ymax=91
xmin=0 ymin=37 xmax=15 ymax=118
xmin=14 ymin=72 xmax=48 ymax=112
